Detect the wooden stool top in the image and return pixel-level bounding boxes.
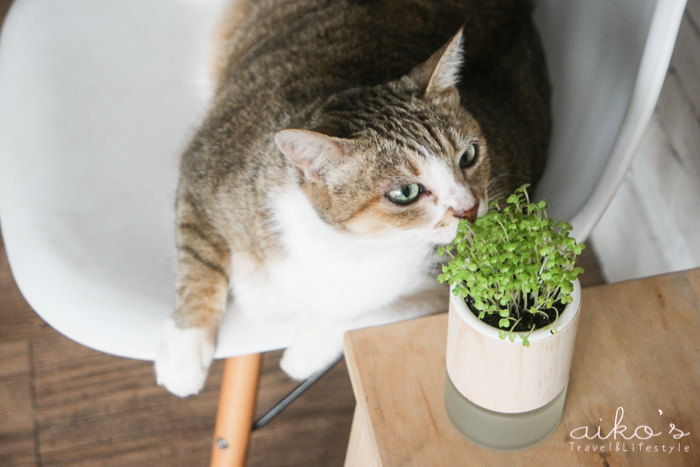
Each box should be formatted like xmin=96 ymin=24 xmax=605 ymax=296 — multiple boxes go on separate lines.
xmin=344 ymin=269 xmax=700 ymax=466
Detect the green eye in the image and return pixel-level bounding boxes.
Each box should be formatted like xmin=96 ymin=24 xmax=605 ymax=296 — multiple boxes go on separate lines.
xmin=386 ymin=183 xmax=423 ymax=205
xmin=459 ymin=143 xmax=479 ymax=169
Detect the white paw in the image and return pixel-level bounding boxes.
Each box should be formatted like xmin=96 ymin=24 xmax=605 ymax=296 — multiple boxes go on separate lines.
xmin=155 ymin=319 xmax=215 ymax=397
xmin=280 ymin=329 xmax=343 ymax=380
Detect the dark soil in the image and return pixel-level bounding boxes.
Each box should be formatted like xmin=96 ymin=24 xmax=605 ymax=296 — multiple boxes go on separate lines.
xmin=465 ymin=294 xmax=567 ymax=332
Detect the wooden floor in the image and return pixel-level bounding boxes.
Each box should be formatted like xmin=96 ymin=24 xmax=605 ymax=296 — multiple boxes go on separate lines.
xmin=0 ymin=1 xmax=606 ymax=466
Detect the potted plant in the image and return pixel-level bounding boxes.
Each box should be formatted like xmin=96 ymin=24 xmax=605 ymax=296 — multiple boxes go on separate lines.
xmin=437 ymin=184 xmax=585 ymax=451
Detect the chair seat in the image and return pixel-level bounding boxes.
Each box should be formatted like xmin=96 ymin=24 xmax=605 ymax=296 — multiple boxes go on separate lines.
xmin=0 ymin=0 xmax=685 ymax=361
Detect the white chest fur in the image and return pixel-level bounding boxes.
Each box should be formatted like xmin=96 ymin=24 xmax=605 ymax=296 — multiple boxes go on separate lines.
xmin=230 ymin=186 xmax=439 ymax=322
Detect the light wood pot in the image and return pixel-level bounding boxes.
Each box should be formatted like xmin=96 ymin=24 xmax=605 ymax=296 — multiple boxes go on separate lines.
xmin=444 ymin=279 xmax=581 ymax=450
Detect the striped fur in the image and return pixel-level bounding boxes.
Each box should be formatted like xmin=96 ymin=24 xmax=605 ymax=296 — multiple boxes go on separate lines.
xmin=155 ymin=0 xmax=550 ymax=396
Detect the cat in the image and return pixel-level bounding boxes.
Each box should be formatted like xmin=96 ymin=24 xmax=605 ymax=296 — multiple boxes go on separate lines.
xmin=155 ymin=0 xmax=550 ymax=397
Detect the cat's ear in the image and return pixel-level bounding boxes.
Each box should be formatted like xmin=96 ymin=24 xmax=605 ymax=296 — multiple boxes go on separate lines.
xmin=408 ymin=28 xmax=464 ymax=103
xmin=275 ymin=129 xmax=352 ymax=182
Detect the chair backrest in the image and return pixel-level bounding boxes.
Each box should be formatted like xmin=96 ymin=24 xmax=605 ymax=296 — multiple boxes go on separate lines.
xmin=532 ymin=0 xmax=686 ymax=241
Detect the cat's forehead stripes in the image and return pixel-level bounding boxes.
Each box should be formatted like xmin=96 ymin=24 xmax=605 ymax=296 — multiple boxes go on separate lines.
xmin=318 ymin=87 xmax=460 ymax=159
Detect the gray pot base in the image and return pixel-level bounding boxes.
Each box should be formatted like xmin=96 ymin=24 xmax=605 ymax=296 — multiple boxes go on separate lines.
xmin=444 ymin=373 xmax=568 ymax=451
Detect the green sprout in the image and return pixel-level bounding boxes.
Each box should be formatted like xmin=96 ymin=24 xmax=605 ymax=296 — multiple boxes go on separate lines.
xmin=437 ymin=184 xmax=584 ymax=345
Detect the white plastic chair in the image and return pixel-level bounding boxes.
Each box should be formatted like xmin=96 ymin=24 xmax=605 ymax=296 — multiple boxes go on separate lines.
xmin=0 ymin=0 xmax=686 ymax=465
xmin=532 ymin=0 xmax=686 ymax=239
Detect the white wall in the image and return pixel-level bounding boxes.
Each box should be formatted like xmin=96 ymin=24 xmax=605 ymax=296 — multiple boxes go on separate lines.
xmin=592 ymin=1 xmax=700 ymax=282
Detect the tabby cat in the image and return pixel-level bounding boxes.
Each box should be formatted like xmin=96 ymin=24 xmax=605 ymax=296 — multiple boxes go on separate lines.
xmin=155 ymin=0 xmax=550 ymax=397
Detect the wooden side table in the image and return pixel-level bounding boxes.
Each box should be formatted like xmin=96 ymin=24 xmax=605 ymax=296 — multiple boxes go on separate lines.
xmin=344 ymin=269 xmax=700 ymax=466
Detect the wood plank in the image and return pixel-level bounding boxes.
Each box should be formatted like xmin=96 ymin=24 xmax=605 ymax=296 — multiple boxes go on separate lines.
xmin=344 ymin=270 xmax=700 ymax=466
xmin=345 ymin=314 xmax=453 ymax=466
xmin=625 ymin=112 xmax=700 ymax=266
xmin=657 ymin=71 xmax=700 ymax=187
xmin=0 ymin=340 xmax=37 ymax=466
xmin=670 ymin=15 xmax=700 ymax=117
xmin=345 ymin=409 xmax=380 ymax=467
xmin=0 ymin=228 xmax=49 ymax=343
xmin=31 ymin=329 xmax=223 ymax=466
xmin=591 ymin=170 xmax=680 ymax=282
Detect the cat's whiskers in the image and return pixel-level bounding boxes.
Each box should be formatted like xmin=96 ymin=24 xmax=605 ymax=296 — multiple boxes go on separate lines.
xmin=486 ymin=172 xmax=530 ymax=204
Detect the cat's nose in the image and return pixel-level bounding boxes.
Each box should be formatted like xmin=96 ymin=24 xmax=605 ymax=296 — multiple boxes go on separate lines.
xmin=454 ymin=205 xmax=478 ymax=222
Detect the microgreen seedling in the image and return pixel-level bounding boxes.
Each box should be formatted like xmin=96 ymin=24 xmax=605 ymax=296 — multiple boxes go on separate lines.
xmin=437 ymin=184 xmax=584 ymax=345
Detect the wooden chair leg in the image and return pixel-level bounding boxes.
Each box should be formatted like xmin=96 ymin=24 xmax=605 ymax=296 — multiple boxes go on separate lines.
xmin=210 ymin=353 xmax=262 ymax=467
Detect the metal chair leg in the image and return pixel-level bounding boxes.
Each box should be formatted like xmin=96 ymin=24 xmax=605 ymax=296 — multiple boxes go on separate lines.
xmin=252 ymin=354 xmax=343 ymax=430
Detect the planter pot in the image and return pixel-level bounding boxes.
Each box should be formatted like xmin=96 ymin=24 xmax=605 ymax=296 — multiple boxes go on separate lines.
xmin=444 ymin=279 xmax=581 ymax=451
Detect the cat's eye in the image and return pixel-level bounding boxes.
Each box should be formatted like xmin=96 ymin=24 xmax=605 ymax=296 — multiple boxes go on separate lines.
xmin=459 ymin=143 xmax=479 ymax=169
xmin=386 ymin=183 xmax=424 ymax=205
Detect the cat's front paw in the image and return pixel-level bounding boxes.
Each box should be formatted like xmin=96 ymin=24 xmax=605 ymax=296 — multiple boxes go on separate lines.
xmin=155 ymin=319 xmax=215 ymax=397
xmin=280 ymin=329 xmax=343 ymax=380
